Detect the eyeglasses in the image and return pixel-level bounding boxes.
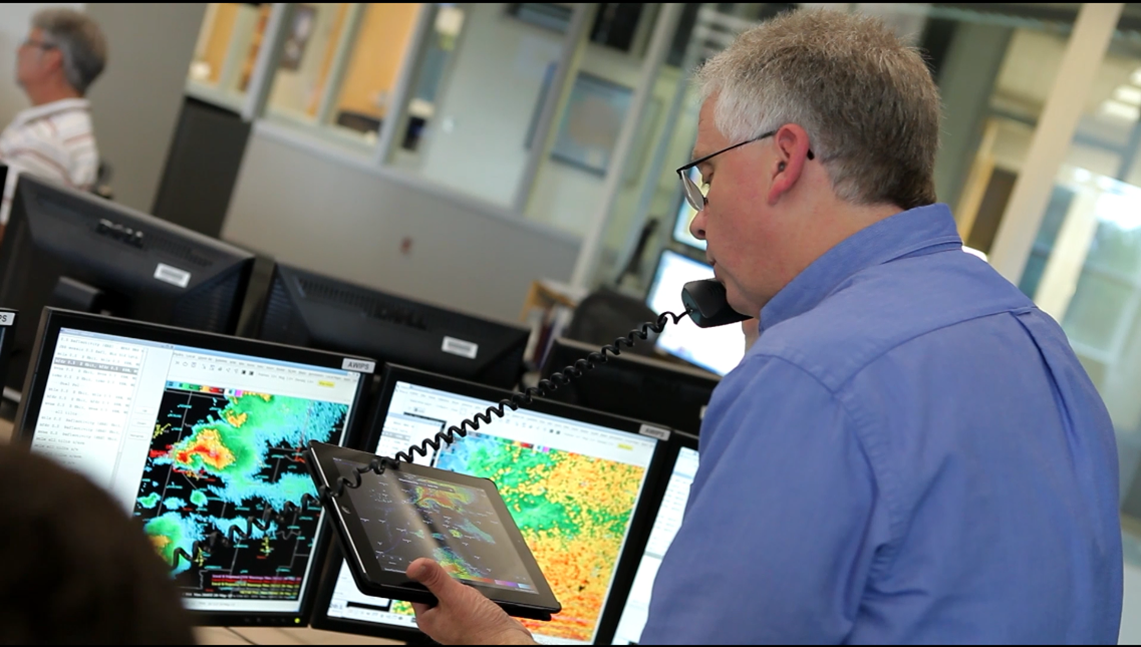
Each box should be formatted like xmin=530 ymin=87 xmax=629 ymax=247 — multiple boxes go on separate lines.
xmin=21 ymin=39 xmax=57 ymax=51
xmin=676 ymin=130 xmax=816 ymax=212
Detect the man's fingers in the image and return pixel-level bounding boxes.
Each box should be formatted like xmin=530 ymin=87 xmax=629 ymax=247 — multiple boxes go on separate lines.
xmin=407 ymin=558 xmax=458 ymax=598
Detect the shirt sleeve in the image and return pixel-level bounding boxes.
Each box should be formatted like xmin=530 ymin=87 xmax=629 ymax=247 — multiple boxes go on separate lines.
xmin=639 ymin=355 xmax=894 ymax=644
xmin=3 ymin=138 xmax=73 ymax=186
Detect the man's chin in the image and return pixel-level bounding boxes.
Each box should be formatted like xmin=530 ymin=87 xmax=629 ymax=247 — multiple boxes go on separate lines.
xmin=726 ymin=293 xmax=756 ymax=318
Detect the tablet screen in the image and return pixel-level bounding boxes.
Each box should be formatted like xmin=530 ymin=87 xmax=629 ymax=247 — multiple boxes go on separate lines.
xmin=332 ymin=457 xmax=539 ymax=595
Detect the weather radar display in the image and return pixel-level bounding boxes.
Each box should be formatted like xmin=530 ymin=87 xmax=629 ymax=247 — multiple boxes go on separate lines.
xmin=135 ymin=382 xmax=348 ymax=602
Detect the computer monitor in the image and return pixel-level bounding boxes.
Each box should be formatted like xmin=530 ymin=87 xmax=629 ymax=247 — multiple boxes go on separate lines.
xmin=309 ymin=364 xmax=671 ymax=644
xmin=596 ymin=431 xmax=699 ymax=644
xmin=540 ymin=337 xmax=718 ymax=435
xmin=0 ymin=174 xmax=256 ymax=397
xmin=254 ymin=263 xmax=530 ymax=389
xmin=645 ymin=249 xmax=746 ymax=376
xmin=13 ymin=308 xmax=374 ymax=626
xmin=671 ymin=167 xmax=706 ymax=251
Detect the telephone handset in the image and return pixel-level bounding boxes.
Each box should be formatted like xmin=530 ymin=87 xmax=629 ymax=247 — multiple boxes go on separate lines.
xmin=681 ymin=279 xmax=753 ymax=328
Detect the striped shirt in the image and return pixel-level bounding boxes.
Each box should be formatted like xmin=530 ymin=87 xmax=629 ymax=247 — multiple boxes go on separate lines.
xmin=0 ymin=98 xmax=99 ymax=223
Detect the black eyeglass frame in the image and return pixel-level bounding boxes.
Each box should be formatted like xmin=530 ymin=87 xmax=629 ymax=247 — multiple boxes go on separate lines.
xmin=675 ymin=130 xmax=816 ymax=212
xmin=21 ymin=39 xmax=57 ymax=51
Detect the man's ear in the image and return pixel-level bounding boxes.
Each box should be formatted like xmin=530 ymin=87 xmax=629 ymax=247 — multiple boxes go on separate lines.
xmin=43 ymin=48 xmax=64 ymax=73
xmin=766 ymin=124 xmax=812 ymax=205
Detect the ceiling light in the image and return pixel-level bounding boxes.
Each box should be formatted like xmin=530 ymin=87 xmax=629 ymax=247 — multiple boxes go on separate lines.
xmin=1115 ymin=85 xmax=1141 ymax=105
xmin=1100 ymin=99 xmax=1140 ymax=122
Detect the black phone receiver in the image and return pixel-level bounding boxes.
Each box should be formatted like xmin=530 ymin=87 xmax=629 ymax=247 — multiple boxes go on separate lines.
xmin=682 ymin=279 xmax=753 ymax=328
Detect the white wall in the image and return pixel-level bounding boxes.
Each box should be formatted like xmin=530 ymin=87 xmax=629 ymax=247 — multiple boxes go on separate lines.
xmin=416 ymin=3 xmax=564 ymax=208
xmin=221 ymin=128 xmax=579 ymax=323
xmin=84 ymin=3 xmax=206 ymax=213
xmin=526 ymin=40 xmax=684 ymax=238
xmin=0 ymin=3 xmax=83 ymax=128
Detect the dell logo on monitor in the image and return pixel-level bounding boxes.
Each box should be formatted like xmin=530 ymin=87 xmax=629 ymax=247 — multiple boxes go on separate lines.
xmin=96 ymin=218 xmax=144 ymax=248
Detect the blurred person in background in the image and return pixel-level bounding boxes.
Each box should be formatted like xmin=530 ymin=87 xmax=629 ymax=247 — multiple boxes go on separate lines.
xmin=0 ymin=7 xmax=107 ymax=238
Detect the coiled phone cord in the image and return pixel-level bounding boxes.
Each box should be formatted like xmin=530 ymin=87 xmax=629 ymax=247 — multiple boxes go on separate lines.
xmin=170 ymin=309 xmax=692 ymax=568
xmin=319 ymin=308 xmax=692 ymax=499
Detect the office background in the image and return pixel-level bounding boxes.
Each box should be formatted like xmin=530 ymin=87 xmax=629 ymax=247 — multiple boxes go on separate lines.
xmin=4 ymin=2 xmax=1141 ymax=643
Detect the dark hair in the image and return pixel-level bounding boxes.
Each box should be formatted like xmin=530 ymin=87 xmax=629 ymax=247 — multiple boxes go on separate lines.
xmin=0 ymin=444 xmax=195 ymax=644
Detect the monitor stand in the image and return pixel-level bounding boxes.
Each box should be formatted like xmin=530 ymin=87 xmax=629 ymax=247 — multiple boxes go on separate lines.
xmin=49 ymin=276 xmax=105 ymax=314
xmin=0 ymin=278 xmax=103 ymax=407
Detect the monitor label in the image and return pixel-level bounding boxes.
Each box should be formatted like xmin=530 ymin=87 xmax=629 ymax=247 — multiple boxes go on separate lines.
xmin=441 ymin=336 xmax=479 ymax=360
xmin=342 ymin=358 xmax=376 ymax=373
xmin=638 ymin=424 xmax=671 ymax=441
xmin=153 ymin=263 xmax=191 ymax=288
xmin=0 ymin=311 xmax=14 ymax=326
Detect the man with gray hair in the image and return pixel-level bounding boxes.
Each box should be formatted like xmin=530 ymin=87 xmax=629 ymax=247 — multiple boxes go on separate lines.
xmin=389 ymin=9 xmax=1122 ymax=644
xmin=0 ymin=7 xmax=107 ymax=231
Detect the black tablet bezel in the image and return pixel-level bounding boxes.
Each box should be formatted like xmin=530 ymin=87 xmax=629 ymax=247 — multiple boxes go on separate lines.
xmin=13 ymin=307 xmax=376 ymax=628
xmin=592 ymin=430 xmax=700 ymax=644
xmin=307 ymin=441 xmax=561 ymax=620
xmin=308 ymin=364 xmax=674 ymax=642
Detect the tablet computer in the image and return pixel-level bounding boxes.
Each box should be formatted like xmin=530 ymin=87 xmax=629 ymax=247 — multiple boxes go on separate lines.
xmin=306 ymin=441 xmax=561 ymax=621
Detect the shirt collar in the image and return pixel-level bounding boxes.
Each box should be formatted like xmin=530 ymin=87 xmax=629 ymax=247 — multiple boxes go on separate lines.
xmin=11 ymin=98 xmax=90 ymax=128
xmin=758 ymin=203 xmax=964 ymax=334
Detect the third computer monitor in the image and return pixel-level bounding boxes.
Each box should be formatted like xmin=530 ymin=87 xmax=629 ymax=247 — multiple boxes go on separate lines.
xmin=540 ymin=336 xmax=718 ymax=436
xmin=599 ymin=430 xmax=699 ymax=644
xmin=0 ymin=174 xmax=256 ymax=397
xmin=645 ymin=249 xmax=746 ymax=376
xmin=254 ymin=263 xmax=530 ymax=390
xmin=308 ymin=364 xmax=672 ymax=644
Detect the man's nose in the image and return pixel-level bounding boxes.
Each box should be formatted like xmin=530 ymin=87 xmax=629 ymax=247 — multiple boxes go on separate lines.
xmin=689 ymin=209 xmax=707 ymax=241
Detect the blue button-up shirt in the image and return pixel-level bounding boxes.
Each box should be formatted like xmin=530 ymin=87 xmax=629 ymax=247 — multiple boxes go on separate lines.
xmin=641 ymin=204 xmax=1123 ymax=644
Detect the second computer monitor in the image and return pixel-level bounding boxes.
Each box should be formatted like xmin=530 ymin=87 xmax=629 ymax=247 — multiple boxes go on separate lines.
xmin=645 ymin=249 xmax=746 ymax=376
xmin=540 ymin=337 xmax=719 ymax=436
xmin=308 ymin=364 xmax=672 ymax=644
xmin=0 ymin=174 xmax=256 ymax=396
xmin=255 ymin=263 xmax=530 ymax=389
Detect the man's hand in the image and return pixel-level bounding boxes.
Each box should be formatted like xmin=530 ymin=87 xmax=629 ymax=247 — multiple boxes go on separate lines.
xmin=407 ymin=558 xmax=538 ymax=645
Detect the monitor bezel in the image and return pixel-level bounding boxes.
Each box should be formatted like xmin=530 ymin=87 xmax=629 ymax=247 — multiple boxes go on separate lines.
xmin=592 ymin=430 xmax=699 ymax=645
xmin=540 ymin=336 xmax=719 ymax=435
xmin=308 ymin=363 xmax=674 ymax=642
xmin=12 ymin=307 xmax=377 ymax=627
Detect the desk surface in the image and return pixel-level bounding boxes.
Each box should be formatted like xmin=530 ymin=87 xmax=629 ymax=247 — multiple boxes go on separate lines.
xmin=0 ymin=416 xmax=401 ymax=645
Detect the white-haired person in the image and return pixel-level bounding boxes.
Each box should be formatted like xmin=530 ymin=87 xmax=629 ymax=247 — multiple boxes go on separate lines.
xmin=0 ymin=7 xmax=107 ymax=235
xmin=399 ymin=8 xmax=1123 ymax=645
